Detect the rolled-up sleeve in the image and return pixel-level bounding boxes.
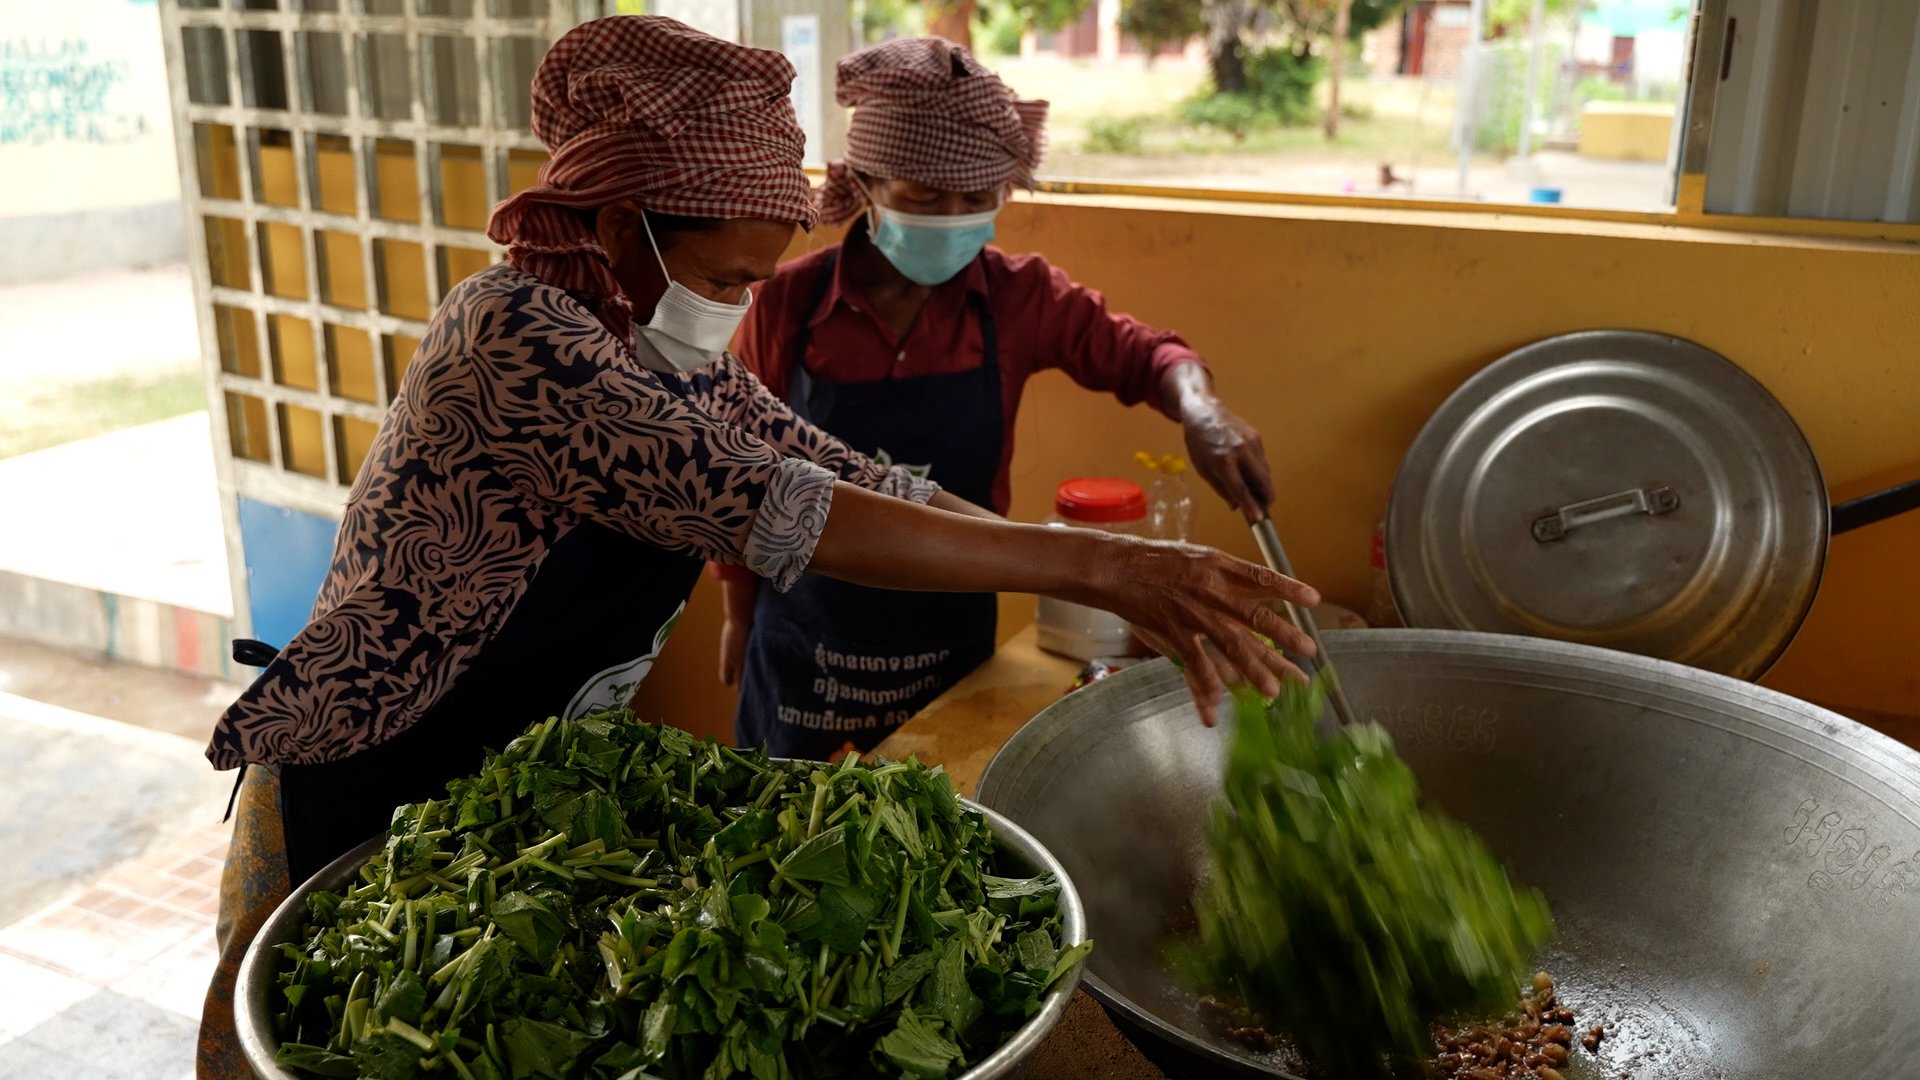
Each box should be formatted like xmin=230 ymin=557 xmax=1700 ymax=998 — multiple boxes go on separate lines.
xmin=689 ymin=354 xmax=937 ymax=586
xmin=456 ymin=282 xmax=840 ymax=590
xmin=741 ymin=458 xmax=836 ymax=589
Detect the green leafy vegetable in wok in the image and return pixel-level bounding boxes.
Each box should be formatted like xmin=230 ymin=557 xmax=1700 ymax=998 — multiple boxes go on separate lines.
xmin=271 ymin=709 xmax=1090 ymax=1079
xmin=1177 ymin=681 xmax=1554 ymax=1075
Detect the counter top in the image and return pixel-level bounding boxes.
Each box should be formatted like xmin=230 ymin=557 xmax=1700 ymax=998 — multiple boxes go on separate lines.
xmin=873 ymin=628 xmax=1168 ymax=1079
xmin=871 ymin=627 xmax=1082 ymax=801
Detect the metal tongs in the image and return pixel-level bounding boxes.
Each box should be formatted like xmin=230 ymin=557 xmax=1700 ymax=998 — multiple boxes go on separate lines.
xmin=1251 ymin=515 xmax=1358 ymax=730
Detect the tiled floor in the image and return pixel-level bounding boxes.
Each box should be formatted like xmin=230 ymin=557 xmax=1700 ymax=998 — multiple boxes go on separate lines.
xmin=0 ymin=645 xmax=237 ymax=1079
xmin=0 ymin=817 xmax=228 ymax=1080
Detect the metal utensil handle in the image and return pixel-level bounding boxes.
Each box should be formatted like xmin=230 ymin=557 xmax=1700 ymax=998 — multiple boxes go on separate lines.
xmin=1831 ymin=476 xmax=1920 ymax=535
xmin=1531 ymin=484 xmax=1679 ymax=543
xmin=1251 ymin=517 xmax=1358 ymax=728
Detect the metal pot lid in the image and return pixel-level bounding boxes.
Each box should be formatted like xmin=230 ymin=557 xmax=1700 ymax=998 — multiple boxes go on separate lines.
xmin=1387 ymin=331 xmax=1829 ymax=680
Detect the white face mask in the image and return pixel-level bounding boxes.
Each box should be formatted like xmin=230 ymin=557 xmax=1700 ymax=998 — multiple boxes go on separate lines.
xmin=630 ymin=212 xmax=751 ymax=373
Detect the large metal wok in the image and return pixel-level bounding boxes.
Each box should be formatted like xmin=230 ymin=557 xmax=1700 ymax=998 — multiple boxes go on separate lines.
xmin=975 ymin=629 xmax=1920 ymax=1079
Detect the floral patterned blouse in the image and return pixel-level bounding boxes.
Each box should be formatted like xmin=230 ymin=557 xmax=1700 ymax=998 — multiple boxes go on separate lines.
xmin=206 ymin=264 xmax=935 ymax=769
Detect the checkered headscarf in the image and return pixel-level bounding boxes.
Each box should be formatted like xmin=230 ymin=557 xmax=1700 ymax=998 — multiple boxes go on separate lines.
xmin=487 ymin=16 xmax=816 ymax=335
xmin=814 ymin=37 xmax=1048 ymax=225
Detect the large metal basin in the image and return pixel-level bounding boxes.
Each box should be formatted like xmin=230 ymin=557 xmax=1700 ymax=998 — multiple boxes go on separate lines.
xmin=975 ymin=629 xmax=1920 ymax=1079
xmin=237 ymin=799 xmax=1086 ymax=1079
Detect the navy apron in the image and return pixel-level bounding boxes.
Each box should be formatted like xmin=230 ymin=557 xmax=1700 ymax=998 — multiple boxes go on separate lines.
xmin=735 ymin=251 xmax=1003 ymax=757
xmin=273 ymin=371 xmax=706 ymax=884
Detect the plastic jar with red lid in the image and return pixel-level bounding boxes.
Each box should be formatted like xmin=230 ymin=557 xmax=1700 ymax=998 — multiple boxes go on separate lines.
xmin=1049 ymin=476 xmax=1150 ymax=532
xmin=1036 ymin=477 xmax=1148 ymax=660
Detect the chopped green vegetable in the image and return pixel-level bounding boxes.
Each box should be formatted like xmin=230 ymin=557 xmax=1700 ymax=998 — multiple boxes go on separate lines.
xmin=275 ymin=1043 xmax=358 ymax=1078
xmin=373 ymin=970 xmax=425 ymax=1028
xmin=1013 ymin=930 xmax=1056 ymax=976
xmin=875 ymin=1008 xmax=964 ymax=1078
xmin=500 ymin=1017 xmax=594 ymax=1079
xmin=349 ymin=1030 xmax=425 ymax=1080
xmin=1177 ymin=682 xmax=1553 ymax=1075
xmin=778 ymin=824 xmax=853 ymax=884
xmin=492 ymin=893 xmax=564 ymax=965
xmin=271 ymin=708 xmax=1088 ymax=1079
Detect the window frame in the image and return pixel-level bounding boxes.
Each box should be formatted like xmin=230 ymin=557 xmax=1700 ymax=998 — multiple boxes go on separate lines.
xmin=965 ymin=0 xmax=1920 ymax=247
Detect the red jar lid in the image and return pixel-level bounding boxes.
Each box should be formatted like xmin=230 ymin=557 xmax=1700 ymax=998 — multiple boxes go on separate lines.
xmin=1055 ymin=477 xmax=1147 ymax=523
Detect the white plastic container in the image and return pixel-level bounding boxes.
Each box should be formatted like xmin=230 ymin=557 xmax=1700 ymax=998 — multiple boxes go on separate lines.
xmin=1036 ymin=477 xmax=1149 ymax=661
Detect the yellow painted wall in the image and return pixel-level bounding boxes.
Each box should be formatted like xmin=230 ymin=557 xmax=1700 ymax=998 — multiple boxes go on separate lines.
xmin=1579 ymin=102 xmax=1676 ymax=162
xmin=633 ymin=195 xmax=1920 ymax=742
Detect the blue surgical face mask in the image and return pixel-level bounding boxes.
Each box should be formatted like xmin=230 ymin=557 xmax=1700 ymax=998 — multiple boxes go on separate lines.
xmin=867 ymin=200 xmax=1000 ymax=286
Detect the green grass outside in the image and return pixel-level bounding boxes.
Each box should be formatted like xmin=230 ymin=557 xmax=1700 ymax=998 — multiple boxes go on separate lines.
xmin=1087 ymin=106 xmax=1460 ymax=159
xmin=0 ymin=369 xmax=207 ymax=460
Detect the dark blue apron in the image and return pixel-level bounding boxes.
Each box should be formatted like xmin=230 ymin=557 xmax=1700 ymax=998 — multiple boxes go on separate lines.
xmin=735 ymin=250 xmax=1003 ymax=757
xmin=270 ymin=371 xmax=706 ymax=884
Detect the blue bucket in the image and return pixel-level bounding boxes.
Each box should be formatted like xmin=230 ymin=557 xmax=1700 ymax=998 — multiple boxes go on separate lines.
xmin=1528 ymin=186 xmax=1564 ymax=204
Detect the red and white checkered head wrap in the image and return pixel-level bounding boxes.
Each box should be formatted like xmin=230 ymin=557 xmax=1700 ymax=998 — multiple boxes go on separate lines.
xmin=487 ymin=16 xmax=816 ymax=335
xmin=814 ymin=37 xmax=1049 ymax=226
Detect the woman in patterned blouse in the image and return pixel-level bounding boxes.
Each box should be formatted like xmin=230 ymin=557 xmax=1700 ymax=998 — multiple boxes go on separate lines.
xmin=194 ymin=21 xmax=1319 ymax=1066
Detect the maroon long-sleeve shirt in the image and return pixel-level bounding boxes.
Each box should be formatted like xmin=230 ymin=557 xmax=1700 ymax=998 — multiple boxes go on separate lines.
xmin=711 ymin=240 xmax=1204 ymax=584
xmin=750 ymin=239 xmax=1201 ymax=493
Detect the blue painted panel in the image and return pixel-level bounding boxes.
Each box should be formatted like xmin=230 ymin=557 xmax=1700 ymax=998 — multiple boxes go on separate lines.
xmin=237 ymin=497 xmax=339 ymax=650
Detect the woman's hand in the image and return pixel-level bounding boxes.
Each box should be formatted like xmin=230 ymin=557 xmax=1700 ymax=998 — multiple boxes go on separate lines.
xmin=1163 ymin=365 xmax=1274 ymax=524
xmin=1058 ymin=536 xmax=1316 ymax=725
xmin=806 ymin=484 xmax=1318 ymax=726
xmin=1184 ymin=405 xmax=1273 ymax=525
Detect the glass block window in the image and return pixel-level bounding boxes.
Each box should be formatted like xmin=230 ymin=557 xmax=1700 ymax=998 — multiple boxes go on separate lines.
xmin=164 ymin=0 xmax=562 ymax=501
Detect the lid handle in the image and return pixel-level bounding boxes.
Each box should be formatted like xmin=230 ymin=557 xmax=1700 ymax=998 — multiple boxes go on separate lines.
xmin=1532 ymin=485 xmax=1679 ymax=543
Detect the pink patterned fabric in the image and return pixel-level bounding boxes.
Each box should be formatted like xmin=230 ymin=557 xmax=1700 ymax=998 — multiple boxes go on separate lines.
xmin=206 ymin=265 xmax=933 ymax=769
xmin=487 ymin=15 xmax=817 ymax=336
xmin=814 ymin=37 xmax=1049 ymax=225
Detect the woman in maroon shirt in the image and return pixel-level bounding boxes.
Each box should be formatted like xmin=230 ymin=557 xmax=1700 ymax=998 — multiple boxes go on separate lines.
xmin=721 ymin=37 xmax=1279 ymax=758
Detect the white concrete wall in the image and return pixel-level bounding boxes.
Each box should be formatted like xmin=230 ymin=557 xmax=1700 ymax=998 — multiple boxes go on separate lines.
xmin=1573 ymin=22 xmax=1687 ymax=97
xmin=0 ymin=0 xmax=184 ymax=283
xmin=1632 ymin=28 xmax=1687 ymax=96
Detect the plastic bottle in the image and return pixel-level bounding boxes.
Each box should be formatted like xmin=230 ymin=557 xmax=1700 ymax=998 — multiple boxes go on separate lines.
xmin=1135 ymin=451 xmax=1195 ymax=542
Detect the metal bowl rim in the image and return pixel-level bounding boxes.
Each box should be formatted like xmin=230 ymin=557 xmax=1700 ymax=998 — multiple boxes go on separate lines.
xmin=235 ymin=780 xmax=1086 ymax=1080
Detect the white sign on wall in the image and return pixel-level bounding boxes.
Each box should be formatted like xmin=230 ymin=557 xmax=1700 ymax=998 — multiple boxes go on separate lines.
xmin=782 ymin=14 xmax=823 ymax=167
xmin=652 ymin=0 xmax=739 ymax=43
xmin=0 ymin=0 xmax=179 ymax=215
